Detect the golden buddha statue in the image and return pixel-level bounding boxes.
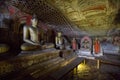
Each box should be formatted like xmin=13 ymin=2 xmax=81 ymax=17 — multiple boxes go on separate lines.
xmin=21 ymin=15 xmax=41 ymax=51
xmin=55 ymin=32 xmax=64 ymax=49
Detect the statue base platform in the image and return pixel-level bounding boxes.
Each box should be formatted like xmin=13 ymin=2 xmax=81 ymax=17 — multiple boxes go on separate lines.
xmin=0 ymin=49 xmax=73 ymax=77
xmin=77 ymin=49 xmax=94 ymax=59
xmin=78 ymin=55 xmax=95 ymax=59
xmin=101 ymin=43 xmax=119 ymax=55
xmin=78 ymin=49 xmax=92 ymax=56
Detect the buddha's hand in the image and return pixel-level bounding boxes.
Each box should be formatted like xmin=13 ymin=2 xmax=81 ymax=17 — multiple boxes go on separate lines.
xmin=42 ymin=45 xmax=46 ymax=48
xmin=33 ymin=42 xmax=41 ymax=46
xmin=56 ymin=44 xmax=60 ymax=46
xmin=34 ymin=43 xmax=41 ymax=48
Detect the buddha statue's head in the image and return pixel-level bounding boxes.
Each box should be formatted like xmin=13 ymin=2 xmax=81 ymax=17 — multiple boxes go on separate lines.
xmin=95 ymin=37 xmax=98 ymax=40
xmin=73 ymin=38 xmax=76 ymax=41
xmin=57 ymin=32 xmax=62 ymax=37
xmin=31 ymin=14 xmax=38 ymax=27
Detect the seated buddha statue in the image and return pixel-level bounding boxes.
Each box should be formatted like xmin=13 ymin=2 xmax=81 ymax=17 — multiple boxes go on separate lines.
xmin=80 ymin=36 xmax=91 ymax=51
xmin=78 ymin=36 xmax=92 ymax=56
xmin=55 ymin=32 xmax=64 ymax=49
xmin=81 ymin=39 xmax=90 ymax=49
xmin=21 ymin=15 xmax=41 ymax=51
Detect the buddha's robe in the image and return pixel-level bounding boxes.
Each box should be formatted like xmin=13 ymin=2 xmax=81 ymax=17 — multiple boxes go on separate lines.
xmin=94 ymin=40 xmax=100 ymax=54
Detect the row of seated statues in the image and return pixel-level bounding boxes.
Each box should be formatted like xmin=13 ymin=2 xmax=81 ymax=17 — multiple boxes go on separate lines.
xmin=20 ymin=14 xmax=102 ymax=55
xmin=0 ymin=15 xmax=65 ymax=54
xmin=21 ymin=15 xmax=65 ymax=51
xmin=0 ymin=15 xmax=119 ymax=56
xmin=21 ymin=15 xmax=55 ymax=51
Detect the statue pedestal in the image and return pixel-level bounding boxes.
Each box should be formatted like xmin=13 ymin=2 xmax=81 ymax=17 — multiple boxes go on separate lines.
xmin=78 ymin=49 xmax=92 ymax=56
xmin=77 ymin=49 xmax=94 ymax=59
xmin=101 ymin=43 xmax=119 ymax=55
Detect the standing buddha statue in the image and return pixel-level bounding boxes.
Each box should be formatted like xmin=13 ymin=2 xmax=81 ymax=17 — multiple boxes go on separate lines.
xmin=94 ymin=38 xmax=100 ymax=54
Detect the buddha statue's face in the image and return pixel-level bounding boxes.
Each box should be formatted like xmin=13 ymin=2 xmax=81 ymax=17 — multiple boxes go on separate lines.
xmin=95 ymin=38 xmax=98 ymax=40
xmin=73 ymin=38 xmax=75 ymax=41
xmin=58 ymin=32 xmax=62 ymax=37
xmin=31 ymin=18 xmax=38 ymax=27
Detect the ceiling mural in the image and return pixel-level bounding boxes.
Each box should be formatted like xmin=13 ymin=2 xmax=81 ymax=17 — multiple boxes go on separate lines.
xmin=47 ymin=0 xmax=120 ymax=36
xmin=1 ymin=0 xmax=120 ymax=37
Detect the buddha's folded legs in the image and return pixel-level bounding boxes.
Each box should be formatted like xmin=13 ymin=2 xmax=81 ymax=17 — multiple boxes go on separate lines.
xmin=21 ymin=43 xmax=40 ymax=51
xmin=0 ymin=44 xmax=9 ymax=53
xmin=21 ymin=43 xmax=55 ymax=51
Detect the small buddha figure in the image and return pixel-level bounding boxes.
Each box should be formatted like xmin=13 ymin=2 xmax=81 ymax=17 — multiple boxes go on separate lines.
xmin=113 ymin=36 xmax=120 ymax=46
xmin=55 ymin=32 xmax=64 ymax=49
xmin=82 ymin=39 xmax=90 ymax=49
xmin=21 ymin=15 xmax=41 ymax=51
xmin=79 ymin=36 xmax=92 ymax=56
xmin=94 ymin=38 xmax=100 ymax=54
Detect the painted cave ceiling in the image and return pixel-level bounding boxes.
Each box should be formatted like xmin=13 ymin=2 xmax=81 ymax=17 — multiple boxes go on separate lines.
xmin=47 ymin=0 xmax=120 ymax=36
xmin=1 ymin=0 xmax=120 ymax=37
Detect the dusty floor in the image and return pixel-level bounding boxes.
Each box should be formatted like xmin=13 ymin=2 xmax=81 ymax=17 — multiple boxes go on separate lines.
xmin=61 ymin=58 xmax=120 ymax=80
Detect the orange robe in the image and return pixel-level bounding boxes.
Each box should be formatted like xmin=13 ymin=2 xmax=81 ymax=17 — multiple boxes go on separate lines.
xmin=72 ymin=40 xmax=77 ymax=50
xmin=94 ymin=40 xmax=100 ymax=54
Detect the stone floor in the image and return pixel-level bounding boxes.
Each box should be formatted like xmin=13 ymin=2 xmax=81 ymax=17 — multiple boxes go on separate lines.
xmin=0 ymin=50 xmax=120 ymax=80
xmin=61 ymin=58 xmax=120 ymax=80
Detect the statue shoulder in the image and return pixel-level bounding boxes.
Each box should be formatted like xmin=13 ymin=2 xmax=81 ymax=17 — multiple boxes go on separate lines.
xmin=24 ymin=25 xmax=28 ymax=28
xmin=23 ymin=25 xmax=30 ymax=30
xmin=55 ymin=36 xmax=58 ymax=39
